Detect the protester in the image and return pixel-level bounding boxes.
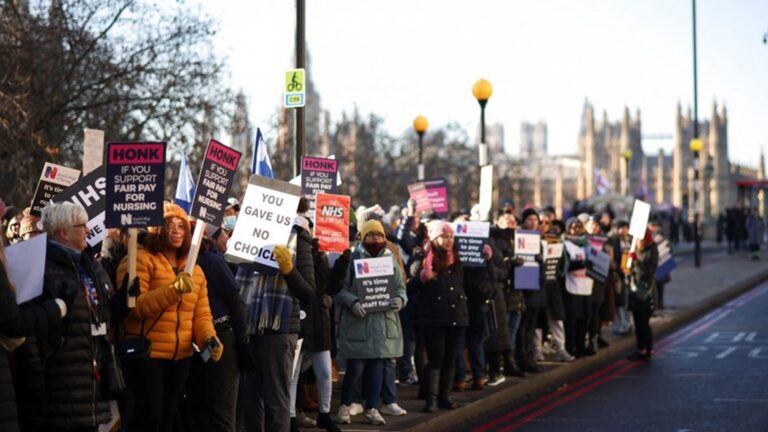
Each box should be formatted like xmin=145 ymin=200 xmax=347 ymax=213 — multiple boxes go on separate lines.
xmin=648 ymin=219 xmax=671 ymax=310
xmin=185 ymin=222 xmax=251 ymax=432
xmin=584 ymin=215 xmax=607 ymax=355
xmin=0 ymin=230 xmax=69 ymax=432
xmin=562 ymin=218 xmax=593 ymax=358
xmin=19 ymin=213 xmax=43 ymax=241
xmin=746 ymin=208 xmax=764 ymax=260
xmin=516 ymin=209 xmax=548 ymax=372
xmin=4 ymin=210 xmax=22 ymax=245
xmin=237 ymin=207 xmax=316 ymax=432
xmin=627 ymin=228 xmax=659 ymax=361
xmin=539 ymin=210 xmax=573 ymax=362
xmin=609 ymin=220 xmax=633 ymax=335
xmin=14 ymin=202 xmax=114 ymax=431
xmin=116 ymin=203 xmax=222 ymax=432
xmin=335 ymin=220 xmax=407 ymax=425
xmin=409 ymin=220 xmax=467 ymax=412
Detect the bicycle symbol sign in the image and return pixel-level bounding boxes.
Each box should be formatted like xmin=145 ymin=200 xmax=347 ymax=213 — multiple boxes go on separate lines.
xmin=284 ymin=68 xmax=306 ymax=108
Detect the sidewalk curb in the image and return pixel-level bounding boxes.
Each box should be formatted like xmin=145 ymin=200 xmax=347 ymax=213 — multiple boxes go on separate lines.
xmin=398 ymin=267 xmax=768 ymax=432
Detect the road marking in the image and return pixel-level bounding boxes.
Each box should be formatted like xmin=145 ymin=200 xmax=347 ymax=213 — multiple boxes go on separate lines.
xmin=714 ymin=398 xmax=768 ymax=402
xmin=715 ymin=346 xmax=738 ymax=359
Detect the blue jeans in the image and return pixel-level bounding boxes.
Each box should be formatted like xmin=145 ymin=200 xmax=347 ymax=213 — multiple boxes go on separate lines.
xmin=341 ymin=359 xmax=384 ymax=409
xmin=507 ymin=311 xmax=522 ymax=349
xmin=381 ymin=359 xmax=398 ymax=405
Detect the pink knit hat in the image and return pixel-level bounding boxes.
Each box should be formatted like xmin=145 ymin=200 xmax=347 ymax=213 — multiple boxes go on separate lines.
xmin=427 ymin=220 xmax=453 ymax=241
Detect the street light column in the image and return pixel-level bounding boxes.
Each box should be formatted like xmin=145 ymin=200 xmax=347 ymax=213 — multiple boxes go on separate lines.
xmin=691 ymin=0 xmax=701 ymax=268
xmin=472 ymin=79 xmax=493 ymax=167
xmin=413 ymin=115 xmax=428 ymax=181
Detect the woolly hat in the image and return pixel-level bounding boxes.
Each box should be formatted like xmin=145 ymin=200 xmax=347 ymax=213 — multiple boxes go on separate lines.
xmin=427 ymin=220 xmax=453 ymax=241
xmin=360 ymin=220 xmax=385 ymax=239
xmin=576 ymin=212 xmax=590 ymax=224
xmin=521 ymin=208 xmax=539 ymax=224
xmin=20 ymin=214 xmax=42 ymax=237
xmin=149 ymin=202 xmax=190 ymax=235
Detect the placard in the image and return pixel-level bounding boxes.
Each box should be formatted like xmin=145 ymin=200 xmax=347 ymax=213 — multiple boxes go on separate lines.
xmin=423 ymin=178 xmax=449 ymax=217
xmin=5 ymin=233 xmax=47 ymax=304
xmin=83 ymin=128 xmax=105 ymax=175
xmin=52 ymin=166 xmax=107 ymax=249
xmin=191 ymin=139 xmax=242 ymax=226
xmin=515 ymin=230 xmax=541 ymax=256
xmin=514 ymin=230 xmax=541 ymax=290
xmin=105 ymin=142 xmax=166 ymax=228
xmin=629 ymin=199 xmax=651 ymax=238
xmin=29 ymin=163 xmax=80 ymax=217
xmin=315 ymin=193 xmax=350 ymax=253
xmin=353 ymin=256 xmax=396 ymax=312
xmin=225 ymin=175 xmax=301 ymax=272
xmin=655 ymin=237 xmax=676 ymax=279
xmin=407 ymin=182 xmax=432 ymax=214
xmin=585 ymin=245 xmax=610 ymax=283
xmin=301 ymin=156 xmax=338 ymax=220
xmin=454 ymin=221 xmax=489 ymax=268
xmin=542 ymin=241 xmax=563 ymax=284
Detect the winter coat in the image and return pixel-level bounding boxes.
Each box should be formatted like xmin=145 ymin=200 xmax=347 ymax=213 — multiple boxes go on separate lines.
xmin=14 ymin=242 xmax=112 ymax=430
xmin=483 ymin=284 xmax=511 ymax=353
xmin=409 ymin=248 xmax=469 ymax=328
xmin=300 ymin=244 xmax=333 ymax=352
xmin=335 ymin=247 xmax=407 ymax=359
xmin=489 ymin=228 xmax=526 ymax=313
xmin=117 ymin=246 xmax=215 ymax=360
xmin=0 ymin=263 xmax=63 ymax=432
xmin=396 ymin=216 xmax=427 ymax=265
xmin=542 ymin=240 xmax=566 ymax=321
xmin=197 ymin=250 xmax=249 ymax=347
xmin=562 ymin=237 xmax=593 ymax=320
xmin=629 ymin=242 xmax=659 ymax=310
xmin=747 ymin=214 xmax=765 ymax=246
xmin=282 ymin=226 xmax=317 ymax=334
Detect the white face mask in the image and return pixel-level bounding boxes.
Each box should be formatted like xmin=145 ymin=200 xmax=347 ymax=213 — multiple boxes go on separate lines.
xmin=223 ymin=215 xmax=237 ymax=231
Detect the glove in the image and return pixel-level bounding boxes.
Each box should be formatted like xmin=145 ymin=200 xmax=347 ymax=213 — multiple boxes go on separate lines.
xmin=273 ymin=245 xmax=293 ymax=275
xmin=482 ymin=244 xmax=493 ymax=261
xmin=119 ymin=274 xmax=141 ymax=297
xmin=208 ymin=335 xmax=224 ymax=362
xmin=350 ymin=301 xmax=367 ymax=319
xmin=235 ymin=344 xmax=255 ymax=372
xmin=629 ymin=252 xmax=638 ymax=261
xmin=172 ymin=271 xmax=194 ymax=293
xmin=390 ymin=297 xmax=403 ymax=312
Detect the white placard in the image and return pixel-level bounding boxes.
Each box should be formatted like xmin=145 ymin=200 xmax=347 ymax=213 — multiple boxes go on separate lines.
xmin=629 ymin=199 xmax=651 ymax=238
xmin=515 ymin=230 xmax=541 ymax=256
xmin=83 ymin=128 xmax=105 ymax=175
xmin=353 ymin=256 xmax=395 ymax=278
xmin=545 ymin=242 xmax=564 ymax=260
xmin=479 ymin=165 xmax=494 ymax=221
xmin=225 ymin=177 xmax=301 ymax=270
xmin=453 ymin=221 xmax=490 ymax=238
xmin=5 ymin=233 xmax=47 ymax=304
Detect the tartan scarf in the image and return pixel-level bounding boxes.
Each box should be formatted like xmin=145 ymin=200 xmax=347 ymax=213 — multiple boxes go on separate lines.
xmin=237 ymin=232 xmax=297 ymax=335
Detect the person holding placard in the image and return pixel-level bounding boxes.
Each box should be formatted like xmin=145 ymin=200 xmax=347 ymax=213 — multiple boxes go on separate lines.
xmin=562 ymin=218 xmax=593 ymax=358
xmin=0 ymin=229 xmax=69 ymax=432
xmin=13 ymin=202 xmax=114 ymax=431
xmin=116 ymin=203 xmax=222 ymax=432
xmin=608 ymin=221 xmax=633 ymax=335
xmin=626 ymin=229 xmax=659 ymax=361
xmin=409 ymin=220 xmax=468 ymax=413
xmin=335 ymin=220 xmax=406 ymax=426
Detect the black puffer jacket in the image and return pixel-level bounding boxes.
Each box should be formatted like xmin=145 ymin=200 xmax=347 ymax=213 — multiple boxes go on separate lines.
xmin=490 ymin=228 xmax=527 ymax=313
xmin=14 ymin=242 xmax=113 ymax=431
xmin=409 ymin=249 xmax=469 ymax=328
xmin=300 ymin=241 xmax=332 ymax=352
xmin=283 ymin=226 xmax=316 ymax=334
xmin=0 ymin=264 xmax=63 ymax=432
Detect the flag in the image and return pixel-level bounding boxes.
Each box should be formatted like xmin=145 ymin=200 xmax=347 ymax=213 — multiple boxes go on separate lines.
xmin=251 ymin=128 xmax=273 ymax=178
xmin=175 ymin=151 xmax=195 ymax=213
xmin=594 ymin=168 xmax=610 ymax=195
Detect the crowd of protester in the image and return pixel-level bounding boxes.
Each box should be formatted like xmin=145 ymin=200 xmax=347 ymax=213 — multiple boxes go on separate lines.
xmin=0 ymin=193 xmax=764 ymax=432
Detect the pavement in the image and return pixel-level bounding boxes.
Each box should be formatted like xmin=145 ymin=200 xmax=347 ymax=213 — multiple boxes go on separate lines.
xmin=312 ymin=244 xmax=768 ymax=432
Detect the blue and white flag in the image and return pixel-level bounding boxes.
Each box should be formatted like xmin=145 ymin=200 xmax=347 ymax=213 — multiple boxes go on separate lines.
xmin=174 ymin=151 xmax=196 ymax=213
xmin=251 ymin=128 xmax=273 ymax=178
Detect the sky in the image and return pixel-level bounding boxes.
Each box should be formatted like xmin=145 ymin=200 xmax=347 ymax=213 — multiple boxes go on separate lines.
xmin=204 ymin=0 xmax=768 ymax=167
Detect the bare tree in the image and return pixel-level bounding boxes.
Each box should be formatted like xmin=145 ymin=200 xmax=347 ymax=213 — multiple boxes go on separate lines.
xmin=0 ymin=0 xmax=232 ymax=205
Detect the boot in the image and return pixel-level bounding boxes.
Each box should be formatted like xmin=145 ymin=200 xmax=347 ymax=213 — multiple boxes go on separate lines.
xmin=520 ymin=351 xmax=543 ymax=373
xmin=584 ymin=337 xmax=597 ymax=356
xmin=438 ymin=367 xmax=459 ymax=409
xmin=423 ymin=369 xmax=440 ymax=413
xmin=503 ymin=350 xmax=526 ymax=377
xmin=317 ymin=412 xmax=341 ymax=432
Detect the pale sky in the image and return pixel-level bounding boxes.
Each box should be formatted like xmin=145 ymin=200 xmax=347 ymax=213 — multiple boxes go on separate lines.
xmin=205 ymin=0 xmax=768 ymax=167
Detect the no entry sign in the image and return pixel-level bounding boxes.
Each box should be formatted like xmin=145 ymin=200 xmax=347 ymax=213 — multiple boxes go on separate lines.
xmin=105 ymin=142 xmax=166 ymax=228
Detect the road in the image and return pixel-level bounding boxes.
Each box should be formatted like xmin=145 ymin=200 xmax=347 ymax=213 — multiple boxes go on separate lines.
xmin=462 ymin=281 xmax=768 ymax=432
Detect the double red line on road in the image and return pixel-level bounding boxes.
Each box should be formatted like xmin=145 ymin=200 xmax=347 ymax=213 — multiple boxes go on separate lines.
xmin=472 ymin=282 xmax=768 ymax=432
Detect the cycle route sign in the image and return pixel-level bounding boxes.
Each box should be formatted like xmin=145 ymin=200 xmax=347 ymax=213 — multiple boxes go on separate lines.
xmin=284 ymin=68 xmax=306 ymax=108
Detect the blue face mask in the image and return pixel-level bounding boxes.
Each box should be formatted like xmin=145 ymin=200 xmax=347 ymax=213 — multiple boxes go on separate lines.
xmin=223 ymin=215 xmax=237 ymax=231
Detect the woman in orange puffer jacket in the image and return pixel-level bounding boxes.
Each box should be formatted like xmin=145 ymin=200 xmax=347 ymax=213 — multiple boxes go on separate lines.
xmin=117 ymin=203 xmax=222 ymax=432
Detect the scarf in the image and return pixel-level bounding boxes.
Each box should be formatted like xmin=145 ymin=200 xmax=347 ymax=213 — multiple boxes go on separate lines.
xmin=237 ymin=231 xmax=297 ymax=335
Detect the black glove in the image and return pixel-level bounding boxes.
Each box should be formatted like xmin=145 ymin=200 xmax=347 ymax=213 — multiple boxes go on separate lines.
xmin=235 ymin=344 xmax=255 ymax=372
xmin=118 ymin=274 xmax=141 ymax=297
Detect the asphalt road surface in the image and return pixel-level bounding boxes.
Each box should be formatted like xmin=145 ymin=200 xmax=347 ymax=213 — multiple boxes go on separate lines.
xmin=462 ymin=281 xmax=768 ymax=432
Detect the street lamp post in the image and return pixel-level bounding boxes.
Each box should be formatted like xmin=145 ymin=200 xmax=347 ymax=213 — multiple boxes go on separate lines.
xmin=413 ymin=115 xmax=428 ymax=180
xmin=691 ymin=0 xmax=701 ymax=268
xmin=623 ymin=149 xmax=633 ymax=196
xmin=472 ymin=79 xmax=493 ymax=166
